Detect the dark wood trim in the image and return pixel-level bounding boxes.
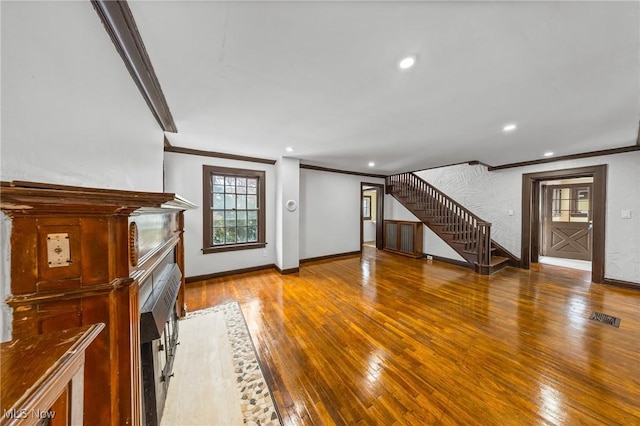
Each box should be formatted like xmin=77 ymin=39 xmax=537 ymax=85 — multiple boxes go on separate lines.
xmin=185 ymin=264 xmax=276 ymax=283
xmin=300 ymin=251 xmax=362 ymax=264
xmin=603 ymin=278 xmax=640 ymax=290
xmin=5 ymin=278 xmax=134 ymax=307
xmin=405 ymin=160 xmax=490 ymax=175
xmin=91 ymin=0 xmax=176 ymax=132
xmin=274 ymin=265 xmax=300 ymax=275
xmin=425 ymin=254 xmax=474 ymax=270
xmin=166 ymin=145 xmax=277 ymax=165
xmin=300 ymin=164 xmax=387 ymax=179
xmin=164 ymin=135 xmax=172 ymax=148
xmin=522 ymin=165 xmax=606 ymax=284
xmin=202 ymin=165 xmax=266 ymax=253
xmin=202 ymin=242 xmax=267 ymax=254
xmin=360 ymin=182 xmax=385 ymax=250
xmin=490 ymin=145 xmax=639 ymax=171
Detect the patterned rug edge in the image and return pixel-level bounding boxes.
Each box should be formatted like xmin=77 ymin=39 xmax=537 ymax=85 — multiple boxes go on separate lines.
xmin=184 ymin=302 xmax=283 ymax=425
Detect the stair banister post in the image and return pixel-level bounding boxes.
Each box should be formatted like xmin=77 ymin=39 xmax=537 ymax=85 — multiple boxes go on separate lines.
xmin=477 ymin=221 xmax=491 ymax=265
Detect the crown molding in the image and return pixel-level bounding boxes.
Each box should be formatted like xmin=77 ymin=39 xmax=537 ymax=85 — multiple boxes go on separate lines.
xmin=92 ymin=0 xmax=177 ymax=133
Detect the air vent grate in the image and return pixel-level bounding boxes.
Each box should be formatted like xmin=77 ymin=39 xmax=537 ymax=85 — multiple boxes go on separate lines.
xmin=589 ymin=312 xmax=621 ymax=328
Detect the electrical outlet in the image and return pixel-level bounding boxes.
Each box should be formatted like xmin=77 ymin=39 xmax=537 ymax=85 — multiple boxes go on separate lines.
xmin=426 ymin=255 xmax=433 ymax=260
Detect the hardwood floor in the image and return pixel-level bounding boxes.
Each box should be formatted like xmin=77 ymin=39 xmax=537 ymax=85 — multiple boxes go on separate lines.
xmin=185 ymin=246 xmax=640 ymax=425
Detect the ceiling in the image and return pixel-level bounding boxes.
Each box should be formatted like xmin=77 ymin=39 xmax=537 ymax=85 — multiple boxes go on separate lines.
xmin=128 ymin=1 xmax=640 ymax=175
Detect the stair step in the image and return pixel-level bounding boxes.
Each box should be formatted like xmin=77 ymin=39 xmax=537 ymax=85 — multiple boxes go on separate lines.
xmin=490 ymin=256 xmax=509 ymax=267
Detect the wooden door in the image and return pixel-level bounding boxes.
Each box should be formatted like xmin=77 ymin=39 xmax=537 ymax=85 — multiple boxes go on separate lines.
xmin=542 ymin=184 xmax=593 ymax=261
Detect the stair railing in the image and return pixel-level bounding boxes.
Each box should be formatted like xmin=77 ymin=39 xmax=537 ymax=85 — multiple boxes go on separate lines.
xmin=386 ymin=172 xmax=492 ymax=266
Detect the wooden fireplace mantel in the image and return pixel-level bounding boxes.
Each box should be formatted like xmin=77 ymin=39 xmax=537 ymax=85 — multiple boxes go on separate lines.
xmin=0 ymin=181 xmax=196 ymax=425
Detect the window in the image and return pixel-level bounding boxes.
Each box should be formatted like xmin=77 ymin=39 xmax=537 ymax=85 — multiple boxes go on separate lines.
xmin=203 ymin=165 xmax=266 ymax=253
xmin=363 ymin=196 xmax=372 ymax=220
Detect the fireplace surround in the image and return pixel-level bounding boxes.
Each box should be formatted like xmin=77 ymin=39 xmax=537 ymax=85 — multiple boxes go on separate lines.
xmin=0 ymin=181 xmax=195 ymax=425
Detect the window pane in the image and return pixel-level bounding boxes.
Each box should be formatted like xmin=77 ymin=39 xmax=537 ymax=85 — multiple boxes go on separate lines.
xmin=237 ymin=211 xmax=247 ymax=226
xmin=225 ymin=210 xmax=236 ymax=227
xmin=248 ymin=210 xmax=258 ymax=226
xmin=213 ymin=194 xmax=224 ymax=209
xmin=225 ymin=194 xmax=236 ymax=209
xmin=247 ymin=226 xmax=258 ymax=242
xmin=214 ymin=176 xmax=225 ymax=185
xmin=225 ymin=177 xmax=235 ymax=186
xmin=213 ymin=228 xmax=225 ymax=245
xmin=236 ymin=177 xmax=246 ymax=187
xmin=213 ymin=211 xmax=224 ymax=227
xmin=225 ymin=185 xmax=235 ymax=194
xmin=225 ymin=227 xmax=236 ymax=243
xmin=247 ymin=178 xmax=257 ymax=194
xmin=237 ymin=227 xmax=247 ymax=243
xmin=247 ymin=195 xmax=257 ymax=209
xmin=213 ymin=185 xmax=224 ymax=193
xmin=236 ymin=195 xmax=247 ymax=209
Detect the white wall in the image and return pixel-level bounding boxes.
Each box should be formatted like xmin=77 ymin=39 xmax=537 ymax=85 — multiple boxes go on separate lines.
xmin=164 ymin=152 xmax=277 ymax=277
xmin=414 ymin=152 xmax=640 ymax=283
xmin=299 ymin=169 xmax=384 ymax=259
xmin=1 ymin=1 xmax=164 ymax=191
xmin=276 ymin=157 xmax=300 ymax=271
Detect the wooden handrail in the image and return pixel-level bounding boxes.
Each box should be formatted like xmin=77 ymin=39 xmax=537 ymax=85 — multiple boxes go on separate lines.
xmin=386 ymin=172 xmax=492 ymax=266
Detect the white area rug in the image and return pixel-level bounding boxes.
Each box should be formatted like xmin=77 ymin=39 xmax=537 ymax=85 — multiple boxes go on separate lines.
xmin=161 ymin=302 xmax=282 ymax=426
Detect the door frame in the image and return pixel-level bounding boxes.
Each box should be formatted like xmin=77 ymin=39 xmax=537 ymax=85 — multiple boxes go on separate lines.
xmin=521 ymin=165 xmax=606 ymax=283
xmin=360 ymin=182 xmax=385 ymax=250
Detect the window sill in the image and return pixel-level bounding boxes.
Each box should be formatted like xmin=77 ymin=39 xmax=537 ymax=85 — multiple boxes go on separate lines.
xmin=203 ymin=242 xmax=266 ymax=254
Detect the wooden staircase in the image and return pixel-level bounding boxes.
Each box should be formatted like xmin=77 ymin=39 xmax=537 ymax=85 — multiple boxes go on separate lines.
xmin=386 ymin=172 xmax=515 ymax=275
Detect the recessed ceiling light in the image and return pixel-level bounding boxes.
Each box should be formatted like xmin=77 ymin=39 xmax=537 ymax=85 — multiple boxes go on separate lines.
xmin=502 ymin=123 xmax=517 ymax=132
xmin=368 ymin=162 xmax=375 ymax=167
xmin=544 ymin=152 xmax=554 ymax=157
xmin=285 ymin=147 xmax=294 ymax=153
xmin=398 ymin=56 xmax=416 ymax=70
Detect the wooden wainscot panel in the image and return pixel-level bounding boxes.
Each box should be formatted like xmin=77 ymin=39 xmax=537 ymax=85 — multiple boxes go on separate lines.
xmin=80 ymin=217 xmax=111 ymax=286
xmin=9 ymin=217 xmax=38 ymax=295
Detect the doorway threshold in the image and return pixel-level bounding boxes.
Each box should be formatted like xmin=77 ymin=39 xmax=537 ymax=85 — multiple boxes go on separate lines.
xmin=539 ymin=256 xmax=592 ymax=272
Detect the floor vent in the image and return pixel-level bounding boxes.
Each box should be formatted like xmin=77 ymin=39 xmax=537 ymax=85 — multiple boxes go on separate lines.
xmin=589 ymin=312 xmax=621 ymax=328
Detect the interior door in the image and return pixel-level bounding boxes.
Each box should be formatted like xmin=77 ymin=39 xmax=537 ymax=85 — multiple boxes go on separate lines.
xmin=542 ymin=183 xmax=593 ymax=261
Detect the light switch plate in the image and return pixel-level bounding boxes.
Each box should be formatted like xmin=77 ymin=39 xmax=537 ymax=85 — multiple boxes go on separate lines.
xmin=47 ymin=233 xmax=71 ymax=267
xmin=621 ymin=210 xmax=632 ymax=219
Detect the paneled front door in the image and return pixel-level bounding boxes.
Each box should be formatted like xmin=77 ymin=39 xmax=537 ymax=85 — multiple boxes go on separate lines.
xmin=542 ymin=183 xmax=593 ymax=261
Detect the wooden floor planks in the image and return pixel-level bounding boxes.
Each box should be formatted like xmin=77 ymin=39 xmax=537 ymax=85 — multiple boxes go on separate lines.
xmin=185 ymin=247 xmax=640 ymax=425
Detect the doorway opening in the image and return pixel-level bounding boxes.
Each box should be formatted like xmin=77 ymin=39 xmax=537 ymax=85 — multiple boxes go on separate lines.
xmin=539 ymin=177 xmax=594 ymax=272
xmin=360 ymin=182 xmax=384 ymax=250
xmin=521 ymin=165 xmax=606 ymax=283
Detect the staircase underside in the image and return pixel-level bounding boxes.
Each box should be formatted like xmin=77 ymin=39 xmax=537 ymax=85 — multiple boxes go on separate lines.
xmin=389 ymin=179 xmax=516 ymax=275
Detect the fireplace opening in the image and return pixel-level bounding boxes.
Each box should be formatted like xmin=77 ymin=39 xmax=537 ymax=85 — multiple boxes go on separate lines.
xmin=140 ymin=263 xmax=182 ymax=426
